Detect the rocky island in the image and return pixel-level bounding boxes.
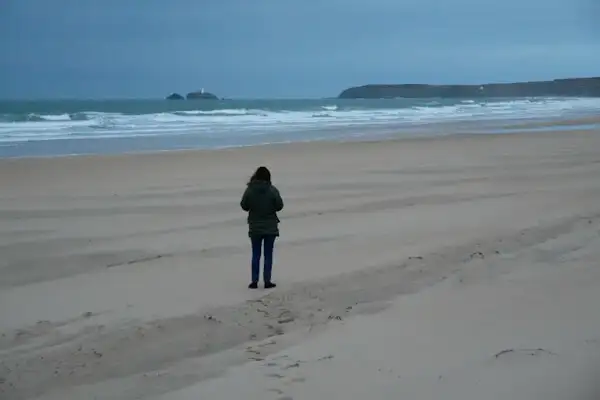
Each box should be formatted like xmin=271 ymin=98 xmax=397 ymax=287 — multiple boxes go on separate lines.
xmin=165 ymin=93 xmax=184 ymax=100
xmin=186 ymin=89 xmax=219 ymax=100
xmin=165 ymin=89 xmax=219 ymax=100
xmin=338 ymin=77 xmax=600 ymax=99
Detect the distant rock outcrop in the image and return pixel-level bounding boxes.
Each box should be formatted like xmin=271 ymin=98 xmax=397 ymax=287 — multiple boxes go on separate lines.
xmin=186 ymin=90 xmax=219 ymax=100
xmin=338 ymin=77 xmax=600 ymax=99
xmin=166 ymin=93 xmax=184 ymax=100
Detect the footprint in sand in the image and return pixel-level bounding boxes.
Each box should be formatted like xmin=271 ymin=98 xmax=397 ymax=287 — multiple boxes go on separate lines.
xmin=268 ymin=390 xmax=295 ymax=400
xmin=493 ymin=348 xmax=556 ymax=360
xmin=264 ymin=358 xmax=308 ymax=395
xmin=246 ymin=339 xmax=278 ymax=360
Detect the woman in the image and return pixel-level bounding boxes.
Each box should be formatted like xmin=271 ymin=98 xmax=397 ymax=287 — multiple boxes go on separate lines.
xmin=240 ymin=166 xmax=284 ymax=289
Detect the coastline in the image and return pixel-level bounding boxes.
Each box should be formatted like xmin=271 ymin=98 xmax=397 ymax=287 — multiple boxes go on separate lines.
xmin=1 ymin=122 xmax=600 ymax=399
xmin=1 ymin=115 xmax=599 ymax=161
xmin=2 ymin=96 xmax=600 ymax=159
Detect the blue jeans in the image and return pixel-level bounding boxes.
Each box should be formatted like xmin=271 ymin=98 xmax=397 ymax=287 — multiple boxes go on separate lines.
xmin=251 ymin=235 xmax=276 ymax=283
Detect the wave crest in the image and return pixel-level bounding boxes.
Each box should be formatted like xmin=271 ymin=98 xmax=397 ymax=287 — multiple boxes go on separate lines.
xmin=1 ymin=98 xmax=600 ymax=144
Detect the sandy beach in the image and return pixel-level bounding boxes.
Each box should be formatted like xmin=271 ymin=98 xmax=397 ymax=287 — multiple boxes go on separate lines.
xmin=2 ymin=127 xmax=600 ymax=399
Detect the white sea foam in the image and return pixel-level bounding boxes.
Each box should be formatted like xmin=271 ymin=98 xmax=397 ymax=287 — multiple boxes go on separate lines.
xmin=37 ymin=113 xmax=72 ymax=121
xmin=1 ymin=98 xmax=599 ymax=145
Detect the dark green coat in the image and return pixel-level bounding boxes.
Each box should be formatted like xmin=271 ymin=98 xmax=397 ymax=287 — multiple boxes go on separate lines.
xmin=240 ymin=181 xmax=284 ymax=237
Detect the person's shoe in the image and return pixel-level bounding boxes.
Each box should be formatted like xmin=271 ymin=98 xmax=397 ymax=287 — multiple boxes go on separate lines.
xmin=248 ymin=282 xmax=258 ymax=289
xmin=264 ymin=281 xmax=276 ymax=289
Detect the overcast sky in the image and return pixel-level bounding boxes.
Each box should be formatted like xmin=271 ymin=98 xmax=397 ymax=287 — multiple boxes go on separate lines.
xmin=1 ymin=0 xmax=598 ymax=99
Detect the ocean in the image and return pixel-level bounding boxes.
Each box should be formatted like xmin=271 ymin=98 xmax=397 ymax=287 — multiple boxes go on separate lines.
xmin=1 ymin=97 xmax=599 ymax=158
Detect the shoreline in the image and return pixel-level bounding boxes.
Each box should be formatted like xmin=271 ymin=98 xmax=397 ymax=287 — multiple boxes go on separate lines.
xmin=1 ymin=115 xmax=598 ymax=162
xmin=0 ymin=128 xmax=594 ymax=166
